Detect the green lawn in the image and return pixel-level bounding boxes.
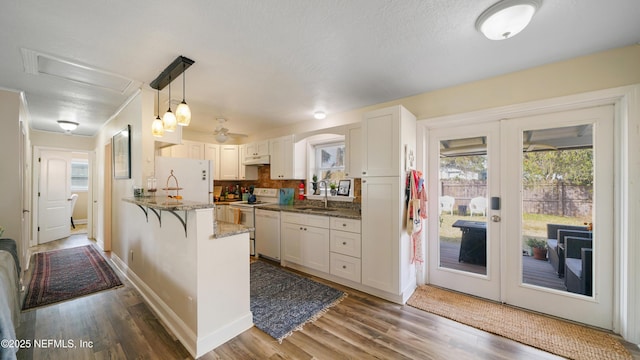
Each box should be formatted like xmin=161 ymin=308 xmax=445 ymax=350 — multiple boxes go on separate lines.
xmin=439 ymin=213 xmax=589 ymax=244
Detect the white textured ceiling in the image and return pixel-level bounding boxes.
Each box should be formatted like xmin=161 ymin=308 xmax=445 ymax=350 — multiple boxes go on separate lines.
xmin=1 ymin=0 xmax=639 ymax=137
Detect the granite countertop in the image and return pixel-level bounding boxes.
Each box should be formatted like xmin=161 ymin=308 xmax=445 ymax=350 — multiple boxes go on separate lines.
xmin=214 ymin=221 xmax=253 ymax=239
xmin=256 ymin=204 xmax=361 ymax=220
xmin=123 ymin=196 xmax=215 ymax=211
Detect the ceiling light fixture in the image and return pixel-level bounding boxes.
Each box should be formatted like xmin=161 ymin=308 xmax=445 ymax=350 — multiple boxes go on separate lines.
xmin=314 ymin=111 xmax=326 ymax=120
xmin=57 ymin=120 xmax=79 ymax=132
xmin=162 ymin=76 xmax=177 ymax=132
xmin=151 ymin=87 xmax=164 ymax=137
xmin=149 ymin=56 xmax=194 ymax=136
xmin=476 ymin=0 xmax=541 ymax=40
xmin=175 ymin=62 xmax=191 ymax=126
xmin=215 ymin=132 xmax=228 ymax=143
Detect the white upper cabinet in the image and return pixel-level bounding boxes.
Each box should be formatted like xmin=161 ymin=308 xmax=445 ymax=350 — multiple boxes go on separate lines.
xmin=157 ymin=140 xmax=203 ymax=160
xmin=219 ymin=145 xmax=239 ymax=180
xmin=345 ymin=123 xmax=362 ymax=178
xmin=269 ymin=135 xmax=306 ymax=180
xmin=238 ymin=144 xmax=258 ymax=180
xmin=361 ymin=106 xmax=416 ymax=177
xmin=204 ymin=143 xmax=221 ymax=181
xmin=245 ymin=140 xmax=269 ymax=157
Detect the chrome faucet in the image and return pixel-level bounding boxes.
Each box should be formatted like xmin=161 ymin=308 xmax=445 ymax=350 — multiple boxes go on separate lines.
xmin=318 ymin=180 xmax=328 ymax=208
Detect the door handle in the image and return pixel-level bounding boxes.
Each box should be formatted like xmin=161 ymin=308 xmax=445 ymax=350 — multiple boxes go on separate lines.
xmin=491 ymin=215 xmax=501 ymax=222
xmin=23 ymin=209 xmax=30 ymax=213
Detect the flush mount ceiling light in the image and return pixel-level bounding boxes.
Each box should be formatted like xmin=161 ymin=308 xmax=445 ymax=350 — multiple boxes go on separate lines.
xmin=57 ymin=120 xmax=79 ymax=132
xmin=476 ymin=0 xmax=542 ymax=40
xmin=314 ymin=111 xmax=326 ymax=120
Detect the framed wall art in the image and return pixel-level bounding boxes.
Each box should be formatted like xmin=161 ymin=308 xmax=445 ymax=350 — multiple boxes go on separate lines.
xmin=113 ymin=124 xmax=131 ymax=179
xmin=337 ymin=179 xmax=351 ymax=196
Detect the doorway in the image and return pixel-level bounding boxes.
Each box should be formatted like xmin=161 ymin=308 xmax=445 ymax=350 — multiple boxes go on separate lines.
xmin=426 ymin=105 xmax=614 ymax=329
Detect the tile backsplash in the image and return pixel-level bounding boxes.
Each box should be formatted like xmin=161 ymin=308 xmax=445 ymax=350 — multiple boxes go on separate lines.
xmin=216 ymin=164 xmax=361 ymax=204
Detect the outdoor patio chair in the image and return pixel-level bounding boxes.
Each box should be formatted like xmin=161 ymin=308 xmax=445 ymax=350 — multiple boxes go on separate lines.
xmin=440 ymin=196 xmax=455 ymax=215
xmin=546 ymin=224 xmax=590 ymax=277
xmin=469 ymin=197 xmax=487 ymax=216
xmin=564 ymin=236 xmax=593 ymax=296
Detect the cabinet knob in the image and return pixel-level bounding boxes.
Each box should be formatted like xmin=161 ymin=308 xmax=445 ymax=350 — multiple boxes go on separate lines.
xmin=342 ymin=223 xmax=347 ymax=227
xmin=342 ymin=241 xmax=347 ymax=245
xmin=299 ymin=227 xmax=303 ymax=230
xmin=304 ymin=227 xmax=307 ymax=231
xmin=342 ymin=265 xmax=347 ymax=269
xmin=362 ymin=171 xmax=367 ymax=175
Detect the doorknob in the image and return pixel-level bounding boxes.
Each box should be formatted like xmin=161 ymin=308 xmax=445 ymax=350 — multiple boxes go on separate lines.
xmin=491 ymin=215 xmax=501 ymax=222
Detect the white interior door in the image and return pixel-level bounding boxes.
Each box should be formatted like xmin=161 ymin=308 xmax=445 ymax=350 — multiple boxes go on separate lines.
xmin=428 ymin=122 xmax=501 ymax=301
xmin=502 ymin=106 xmax=614 ymax=330
xmin=39 ymin=150 xmax=72 ymax=243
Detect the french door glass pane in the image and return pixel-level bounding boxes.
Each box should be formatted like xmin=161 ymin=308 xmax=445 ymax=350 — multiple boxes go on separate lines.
xmin=438 ymin=136 xmax=488 ymax=275
xmin=520 ymin=125 xmax=594 ymax=296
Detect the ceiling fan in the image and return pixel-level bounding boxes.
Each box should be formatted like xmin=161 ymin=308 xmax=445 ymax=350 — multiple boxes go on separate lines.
xmin=213 ymin=118 xmax=248 ymax=143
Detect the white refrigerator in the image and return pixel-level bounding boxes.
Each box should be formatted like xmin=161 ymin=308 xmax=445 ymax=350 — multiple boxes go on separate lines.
xmin=155 ymin=156 xmax=213 ymax=203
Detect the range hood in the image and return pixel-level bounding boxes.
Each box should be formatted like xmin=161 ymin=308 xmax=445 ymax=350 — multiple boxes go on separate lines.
xmin=244 ymin=154 xmax=270 ymax=165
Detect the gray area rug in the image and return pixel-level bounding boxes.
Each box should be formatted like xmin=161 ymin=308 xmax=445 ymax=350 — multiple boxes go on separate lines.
xmin=250 ymin=261 xmax=347 ymax=342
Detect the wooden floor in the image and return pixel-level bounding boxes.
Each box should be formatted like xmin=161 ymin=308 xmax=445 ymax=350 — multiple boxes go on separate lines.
xmin=16 ymin=235 xmax=639 ymax=360
xmin=440 ymin=241 xmax=566 ymax=291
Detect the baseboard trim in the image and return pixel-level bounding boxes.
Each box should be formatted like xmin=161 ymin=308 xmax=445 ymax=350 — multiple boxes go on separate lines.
xmin=110 ymin=254 xmax=198 ymax=358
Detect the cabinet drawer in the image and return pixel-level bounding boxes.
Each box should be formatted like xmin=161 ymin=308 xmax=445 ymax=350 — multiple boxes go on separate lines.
xmin=282 ymin=212 xmax=330 ymax=228
xmin=306 ymin=214 xmax=330 ymax=228
xmin=281 ymin=212 xmax=307 ymax=225
xmin=330 ymin=217 xmax=361 ymax=233
xmin=330 ymin=253 xmax=361 ymax=283
xmin=330 ymin=230 xmax=361 ymax=258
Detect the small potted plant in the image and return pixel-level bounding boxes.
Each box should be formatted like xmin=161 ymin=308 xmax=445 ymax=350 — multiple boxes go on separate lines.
xmin=311 ymin=174 xmax=319 ymax=195
xmin=329 ymin=182 xmax=337 ymax=196
xmin=526 ymin=238 xmax=548 ymax=260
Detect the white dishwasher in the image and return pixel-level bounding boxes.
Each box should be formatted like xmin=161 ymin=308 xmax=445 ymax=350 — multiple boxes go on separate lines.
xmin=255 ymin=208 xmax=281 ymax=262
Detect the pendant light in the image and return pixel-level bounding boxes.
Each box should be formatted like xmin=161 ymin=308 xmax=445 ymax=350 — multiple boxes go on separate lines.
xmin=175 ymin=62 xmax=191 ymax=126
xmin=151 ymin=87 xmax=165 ymax=137
xmin=162 ymin=75 xmax=177 ymax=132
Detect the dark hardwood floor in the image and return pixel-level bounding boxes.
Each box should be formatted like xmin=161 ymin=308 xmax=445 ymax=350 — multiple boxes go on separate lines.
xmin=15 ymin=235 xmax=639 ymax=359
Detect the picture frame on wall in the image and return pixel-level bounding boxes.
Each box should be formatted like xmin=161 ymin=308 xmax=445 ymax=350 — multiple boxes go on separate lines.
xmin=337 ymin=180 xmax=351 ymax=196
xmin=113 ymin=124 xmax=131 ymax=179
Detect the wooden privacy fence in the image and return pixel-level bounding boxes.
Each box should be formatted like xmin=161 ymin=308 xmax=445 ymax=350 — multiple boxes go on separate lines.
xmin=441 ymin=180 xmax=592 ymax=217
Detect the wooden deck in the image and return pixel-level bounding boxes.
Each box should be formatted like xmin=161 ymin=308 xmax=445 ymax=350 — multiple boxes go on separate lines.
xmin=439 ymin=241 xmax=566 ymax=291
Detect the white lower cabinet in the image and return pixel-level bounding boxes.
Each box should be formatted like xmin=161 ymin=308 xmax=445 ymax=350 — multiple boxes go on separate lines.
xmin=329 ymin=218 xmax=361 ymax=282
xmin=281 ymin=213 xmax=330 ymax=273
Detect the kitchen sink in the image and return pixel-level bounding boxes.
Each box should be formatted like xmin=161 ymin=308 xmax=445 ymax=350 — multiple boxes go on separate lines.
xmin=294 ymin=207 xmax=338 ymax=212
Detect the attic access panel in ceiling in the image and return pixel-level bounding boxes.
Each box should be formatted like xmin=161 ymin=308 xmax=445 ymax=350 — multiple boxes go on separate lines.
xmin=21 ymin=48 xmax=135 ymax=94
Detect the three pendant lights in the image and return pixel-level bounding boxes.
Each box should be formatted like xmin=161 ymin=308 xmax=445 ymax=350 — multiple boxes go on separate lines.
xmin=151 ymin=56 xmax=194 ymax=137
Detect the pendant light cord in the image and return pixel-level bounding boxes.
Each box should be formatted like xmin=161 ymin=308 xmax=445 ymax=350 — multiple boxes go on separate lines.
xmin=182 ymin=62 xmax=186 ymax=101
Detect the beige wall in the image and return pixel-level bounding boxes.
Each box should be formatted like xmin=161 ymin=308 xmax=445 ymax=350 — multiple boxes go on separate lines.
xmin=0 ymin=90 xmax=22 ymax=241
xmin=240 ymin=44 xmax=640 ymax=141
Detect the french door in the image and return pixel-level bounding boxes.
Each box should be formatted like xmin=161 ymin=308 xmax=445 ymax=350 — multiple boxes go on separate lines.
xmin=428 ymin=122 xmax=501 ymax=301
xmin=427 ymin=105 xmax=614 ymax=329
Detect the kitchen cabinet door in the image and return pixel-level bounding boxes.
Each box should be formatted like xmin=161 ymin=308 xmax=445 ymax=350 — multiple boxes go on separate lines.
xmin=361 ymin=105 xmax=415 ymax=177
xmin=215 ymin=205 xmax=228 ymax=222
xmin=246 ymin=140 xmax=269 ymax=157
xmin=219 ymin=145 xmax=239 ymax=180
xmin=281 ymin=222 xmax=303 ymax=265
xmin=269 ymin=135 xmax=306 ymax=180
xmin=171 ymin=140 xmax=204 ymax=159
xmin=204 ymin=143 xmax=221 ymax=181
xmin=238 ymin=144 xmax=258 ymax=180
xmin=345 ymin=124 xmax=362 ymax=178
xmin=361 ymin=176 xmax=402 ymax=293
xmin=302 ymin=226 xmax=330 ymax=273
